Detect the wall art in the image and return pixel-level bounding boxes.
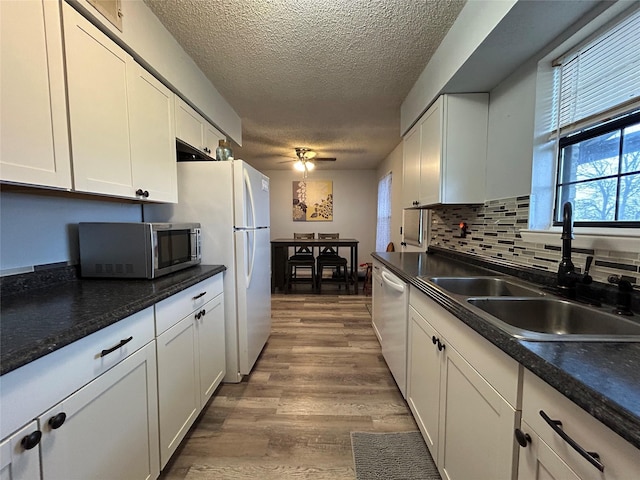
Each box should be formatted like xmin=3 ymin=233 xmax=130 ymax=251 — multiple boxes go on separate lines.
xmin=292 ymin=180 xmax=333 ymax=221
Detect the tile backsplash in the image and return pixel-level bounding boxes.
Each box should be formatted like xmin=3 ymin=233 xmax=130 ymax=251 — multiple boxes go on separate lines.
xmin=429 ymin=196 xmax=640 ymax=286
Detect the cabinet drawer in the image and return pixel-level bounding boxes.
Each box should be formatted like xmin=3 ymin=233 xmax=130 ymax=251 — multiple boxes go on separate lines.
xmin=155 ymin=274 xmax=223 ymax=335
xmin=522 ymin=369 xmax=640 ymax=479
xmin=0 ymin=307 xmax=154 ymax=439
xmin=409 ymin=286 xmax=520 ymax=407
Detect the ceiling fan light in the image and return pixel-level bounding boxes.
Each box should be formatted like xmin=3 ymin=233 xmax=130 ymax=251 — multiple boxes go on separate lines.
xmin=294 ymin=160 xmax=306 ymax=171
xmin=305 ymin=161 xmax=315 ymax=170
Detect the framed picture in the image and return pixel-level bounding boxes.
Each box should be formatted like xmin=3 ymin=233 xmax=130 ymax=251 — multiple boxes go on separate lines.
xmin=292 ymin=180 xmax=333 ymax=221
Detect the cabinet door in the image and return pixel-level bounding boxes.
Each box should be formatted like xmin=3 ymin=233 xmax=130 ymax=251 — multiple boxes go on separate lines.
xmin=441 ymin=94 xmax=488 ymax=204
xmin=407 ymin=306 xmax=442 ymax=457
xmin=438 ymin=341 xmax=517 ymax=480
xmin=517 ymin=421 xmax=581 ymax=480
xmin=419 ymin=97 xmax=443 ymax=207
xmin=204 ymin=123 xmax=226 ymax=159
xmin=129 ymin=65 xmax=177 ymax=202
xmin=196 ymin=294 xmax=226 ymax=407
xmin=0 ymin=0 xmax=71 ymax=188
xmin=39 ymin=342 xmax=159 ymax=480
xmin=63 ymin=3 xmax=135 ymax=197
xmin=0 ymin=421 xmax=41 ymax=480
xmin=175 ymin=97 xmax=204 ymax=152
xmin=402 ymin=123 xmax=421 ymax=208
xmin=156 ymin=315 xmax=200 ymax=468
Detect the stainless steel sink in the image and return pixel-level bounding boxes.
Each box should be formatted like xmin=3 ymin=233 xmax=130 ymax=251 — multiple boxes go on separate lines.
xmin=467 ymin=297 xmax=640 ymax=342
xmin=427 ymin=276 xmax=543 ymax=297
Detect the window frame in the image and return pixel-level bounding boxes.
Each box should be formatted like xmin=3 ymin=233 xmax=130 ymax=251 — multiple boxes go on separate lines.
xmin=552 ymin=110 xmax=640 ymax=228
xmin=375 ymin=172 xmax=392 ymax=252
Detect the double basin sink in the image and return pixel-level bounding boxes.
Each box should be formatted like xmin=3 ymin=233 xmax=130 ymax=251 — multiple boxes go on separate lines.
xmin=420 ymin=276 xmax=640 ymax=342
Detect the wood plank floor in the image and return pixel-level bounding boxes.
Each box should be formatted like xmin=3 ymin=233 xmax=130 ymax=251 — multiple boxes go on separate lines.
xmin=159 ymin=293 xmax=417 ymax=479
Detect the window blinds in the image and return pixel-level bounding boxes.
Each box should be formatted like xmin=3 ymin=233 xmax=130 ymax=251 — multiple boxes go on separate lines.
xmin=375 ymin=173 xmax=392 ymax=252
xmin=554 ymin=7 xmax=640 ymax=136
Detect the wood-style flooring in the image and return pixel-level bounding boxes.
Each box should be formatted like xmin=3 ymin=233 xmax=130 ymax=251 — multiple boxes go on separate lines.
xmin=159 ymin=293 xmax=417 ymax=479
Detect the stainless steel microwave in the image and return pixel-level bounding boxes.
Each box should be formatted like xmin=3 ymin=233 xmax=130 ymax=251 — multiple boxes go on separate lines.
xmin=79 ymin=222 xmax=201 ymax=279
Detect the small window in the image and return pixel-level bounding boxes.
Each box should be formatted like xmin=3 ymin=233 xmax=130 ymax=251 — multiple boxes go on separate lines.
xmin=552 ymin=7 xmax=640 ymax=227
xmin=376 ymin=173 xmax=392 ymax=251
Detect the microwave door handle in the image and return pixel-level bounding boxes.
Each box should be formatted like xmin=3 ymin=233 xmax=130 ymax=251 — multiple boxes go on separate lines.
xmin=190 ymin=229 xmax=201 ymax=260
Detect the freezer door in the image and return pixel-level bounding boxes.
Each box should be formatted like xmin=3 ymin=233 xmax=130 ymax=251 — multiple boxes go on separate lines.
xmin=234 ymin=161 xmax=270 ymax=228
xmin=234 ymin=227 xmax=271 ymax=374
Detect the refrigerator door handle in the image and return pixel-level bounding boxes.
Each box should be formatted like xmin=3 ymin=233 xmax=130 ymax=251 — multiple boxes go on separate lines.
xmin=244 ymin=230 xmax=255 ymax=288
xmin=243 ymin=168 xmax=257 ymax=229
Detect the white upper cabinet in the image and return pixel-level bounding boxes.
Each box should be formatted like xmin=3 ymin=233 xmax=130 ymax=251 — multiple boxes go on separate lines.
xmin=63 ymin=3 xmax=177 ymax=202
xmin=403 ymin=94 xmax=488 ymax=208
xmin=176 ymin=97 xmax=225 ymax=158
xmin=0 ymin=0 xmax=71 ymax=189
xmin=129 ymin=66 xmax=178 ymax=203
xmin=402 ymin=121 xmax=422 ymax=208
xmin=63 ymin=2 xmax=135 ymax=198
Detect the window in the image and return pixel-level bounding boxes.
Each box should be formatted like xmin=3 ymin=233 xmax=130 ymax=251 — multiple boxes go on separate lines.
xmin=552 ymin=7 xmax=640 ymax=227
xmin=555 ymin=111 xmax=640 ymax=225
xmin=376 ymin=172 xmax=392 ymax=252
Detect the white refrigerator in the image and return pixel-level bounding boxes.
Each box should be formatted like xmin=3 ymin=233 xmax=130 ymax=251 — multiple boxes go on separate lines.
xmin=146 ymin=160 xmax=271 ymax=383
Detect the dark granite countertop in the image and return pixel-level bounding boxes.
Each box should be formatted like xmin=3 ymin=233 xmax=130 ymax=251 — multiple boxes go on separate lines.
xmin=0 ymin=265 xmax=226 ymax=376
xmin=372 ymin=250 xmax=640 ymax=451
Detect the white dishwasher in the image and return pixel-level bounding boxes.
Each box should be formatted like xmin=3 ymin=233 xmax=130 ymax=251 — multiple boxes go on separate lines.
xmin=379 ymin=267 xmax=409 ymax=398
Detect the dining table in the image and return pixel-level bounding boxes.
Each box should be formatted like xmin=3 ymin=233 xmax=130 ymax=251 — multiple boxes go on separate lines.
xmin=270 ymin=238 xmax=359 ymax=293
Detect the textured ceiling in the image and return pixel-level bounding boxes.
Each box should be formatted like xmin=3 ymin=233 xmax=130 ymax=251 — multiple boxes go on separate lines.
xmin=144 ymin=0 xmax=466 ymax=171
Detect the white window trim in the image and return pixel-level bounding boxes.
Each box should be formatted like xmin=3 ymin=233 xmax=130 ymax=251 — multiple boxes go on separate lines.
xmin=520 ymin=228 xmax=640 ymax=252
xmin=529 ymin=1 xmax=640 ymax=253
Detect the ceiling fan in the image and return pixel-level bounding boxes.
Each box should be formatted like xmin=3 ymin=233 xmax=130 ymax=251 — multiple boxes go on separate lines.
xmin=281 ymin=147 xmax=336 ymax=177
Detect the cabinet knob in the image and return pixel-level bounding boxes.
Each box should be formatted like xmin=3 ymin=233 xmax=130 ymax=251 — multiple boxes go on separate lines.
xmin=48 ymin=412 xmax=67 ymax=430
xmin=432 ymin=335 xmax=437 ymax=345
xmin=135 ymin=189 xmax=150 ymax=198
xmin=20 ymin=430 xmax=42 ymax=450
xmin=195 ymin=309 xmax=206 ymax=320
xmin=514 ymin=428 xmax=531 ymax=447
xmin=437 ymin=339 xmax=445 ymax=351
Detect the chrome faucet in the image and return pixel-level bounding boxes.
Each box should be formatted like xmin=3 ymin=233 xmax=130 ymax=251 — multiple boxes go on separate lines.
xmin=557 ymin=202 xmax=593 ymax=298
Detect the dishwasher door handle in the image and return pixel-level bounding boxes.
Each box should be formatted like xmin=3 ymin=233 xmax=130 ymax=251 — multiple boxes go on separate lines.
xmin=381 ymin=271 xmax=406 ymax=293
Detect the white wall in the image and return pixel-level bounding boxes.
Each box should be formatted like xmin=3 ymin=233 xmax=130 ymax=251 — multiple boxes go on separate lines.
xmin=0 ymin=192 xmax=141 ymax=274
xmin=376 ymin=142 xmax=404 ymax=251
xmin=401 ymin=0 xmax=516 ymax=134
xmin=263 ymin=169 xmax=378 ymax=267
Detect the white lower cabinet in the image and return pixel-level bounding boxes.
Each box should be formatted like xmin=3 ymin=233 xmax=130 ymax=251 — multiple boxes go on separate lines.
xmin=407 ymin=306 xmax=441 ymax=454
xmin=0 ymin=421 xmax=41 ymax=480
xmin=156 ymin=315 xmax=200 ymax=467
xmin=155 ymin=275 xmax=225 ymax=468
xmin=408 ymin=286 xmax=520 ymax=480
xmin=438 ymin=340 xmax=517 ymax=480
xmin=39 ymin=341 xmax=159 ymax=480
xmin=517 ymin=420 xmax=581 ymax=480
xmin=517 ymin=369 xmax=640 ymax=480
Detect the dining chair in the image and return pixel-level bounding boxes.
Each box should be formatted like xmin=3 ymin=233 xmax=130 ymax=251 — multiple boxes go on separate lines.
xmin=286 ymin=232 xmax=316 ymax=292
xmin=316 ymin=233 xmax=350 ymax=293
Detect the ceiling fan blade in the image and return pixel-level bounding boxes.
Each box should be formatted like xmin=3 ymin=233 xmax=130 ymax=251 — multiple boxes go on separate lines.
xmin=315 ymin=157 xmax=336 ymax=162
